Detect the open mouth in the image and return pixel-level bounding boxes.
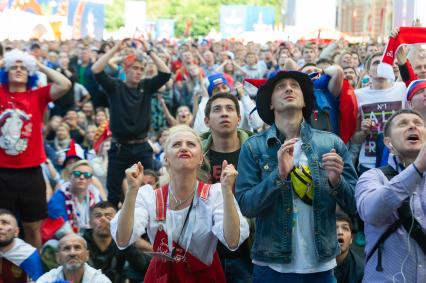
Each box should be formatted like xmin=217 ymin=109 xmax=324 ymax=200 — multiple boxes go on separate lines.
xmin=407 ymin=134 xmax=420 ymax=142
xmin=337 ymin=238 xmax=344 ymax=244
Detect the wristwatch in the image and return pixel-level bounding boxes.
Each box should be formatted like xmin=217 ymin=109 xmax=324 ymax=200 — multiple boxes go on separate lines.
xmin=146 ymin=49 xmax=153 ymax=56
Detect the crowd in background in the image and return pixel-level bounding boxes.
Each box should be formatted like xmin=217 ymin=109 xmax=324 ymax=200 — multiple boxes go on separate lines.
xmin=1 ymin=20 xmax=426 ymax=283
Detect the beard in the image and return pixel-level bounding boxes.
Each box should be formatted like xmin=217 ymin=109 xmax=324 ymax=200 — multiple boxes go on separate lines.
xmin=0 ymin=236 xmax=15 ymax=247
xmin=64 ymin=261 xmax=84 ymax=271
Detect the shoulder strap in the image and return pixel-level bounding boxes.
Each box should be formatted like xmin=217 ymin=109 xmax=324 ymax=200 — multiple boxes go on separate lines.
xmin=155 ymin=182 xmax=211 ymax=220
xmin=378 ymin=165 xmax=398 ymax=180
xmin=398 ymin=199 xmax=426 ymax=255
xmin=155 ymin=185 xmax=168 ymax=221
xmin=367 ymin=165 xmax=426 ymax=270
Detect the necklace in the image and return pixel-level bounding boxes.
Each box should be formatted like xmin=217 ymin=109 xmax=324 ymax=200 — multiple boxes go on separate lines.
xmin=169 ymin=182 xmax=197 ymax=209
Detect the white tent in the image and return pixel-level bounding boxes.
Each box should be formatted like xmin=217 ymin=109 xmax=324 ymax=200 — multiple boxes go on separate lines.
xmin=0 ymin=9 xmax=56 ymax=40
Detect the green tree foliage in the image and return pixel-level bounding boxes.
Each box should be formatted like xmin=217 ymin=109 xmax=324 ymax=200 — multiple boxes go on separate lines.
xmin=105 ymin=0 xmax=281 ymax=36
xmin=105 ymin=0 xmax=125 ymax=32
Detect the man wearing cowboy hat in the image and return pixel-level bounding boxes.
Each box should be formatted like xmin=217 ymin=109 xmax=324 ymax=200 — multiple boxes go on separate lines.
xmin=235 ymin=71 xmax=357 ymax=282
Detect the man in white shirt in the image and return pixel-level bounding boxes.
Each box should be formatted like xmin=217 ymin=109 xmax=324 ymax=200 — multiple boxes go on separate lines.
xmin=37 ymin=233 xmax=111 ymax=283
xmin=351 ymin=52 xmax=406 ymax=173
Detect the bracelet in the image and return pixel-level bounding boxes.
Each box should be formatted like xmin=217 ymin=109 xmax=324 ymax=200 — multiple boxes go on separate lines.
xmin=146 ymin=49 xmax=153 ymax=56
xmin=412 ymin=163 xmax=423 ymax=177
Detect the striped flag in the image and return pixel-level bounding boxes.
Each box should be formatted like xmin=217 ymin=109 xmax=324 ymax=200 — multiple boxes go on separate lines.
xmin=0 ymin=238 xmax=44 ymax=280
xmin=243 ymin=78 xmax=266 ymax=98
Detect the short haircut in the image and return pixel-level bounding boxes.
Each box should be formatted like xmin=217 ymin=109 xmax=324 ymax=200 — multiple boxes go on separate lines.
xmin=90 ymin=201 xmax=116 ymax=216
xmin=316 ymin=58 xmax=333 ymax=66
xmin=58 ymin=233 xmax=87 ymax=250
xmin=30 ymin=43 xmax=41 ymax=50
xmin=384 ymin=109 xmax=424 ymax=137
xmin=0 ymin=209 xmax=17 ymax=222
xmin=303 ymin=44 xmax=315 ymax=53
xmin=336 ymin=212 xmax=353 ymax=232
xmin=70 ymin=160 xmax=92 ymax=172
xmin=300 ymin=62 xmax=317 ymax=70
xmin=205 ymin=93 xmax=240 ymax=118
xmin=343 ymin=66 xmax=358 ymax=75
xmin=365 ymin=52 xmax=383 ymax=71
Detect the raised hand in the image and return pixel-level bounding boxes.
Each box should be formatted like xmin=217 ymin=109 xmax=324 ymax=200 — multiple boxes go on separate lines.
xmin=115 ymin=38 xmax=131 ymax=52
xmin=125 ymin=162 xmax=144 ymax=191
xmin=322 ymin=149 xmax=344 ymax=187
xmin=277 ymin=138 xmax=298 ymax=179
xmin=360 ymin=118 xmax=375 ymax=135
xmin=220 ymin=160 xmax=238 ymax=192
xmin=414 ymin=141 xmax=426 ymax=173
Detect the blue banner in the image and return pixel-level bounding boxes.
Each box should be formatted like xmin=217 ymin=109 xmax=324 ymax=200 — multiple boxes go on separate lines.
xmin=220 ymin=5 xmax=274 ymax=38
xmin=67 ymin=0 xmax=104 ymax=39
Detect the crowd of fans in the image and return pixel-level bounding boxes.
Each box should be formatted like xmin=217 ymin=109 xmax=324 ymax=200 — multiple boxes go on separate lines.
xmin=1 ymin=22 xmax=426 ymax=283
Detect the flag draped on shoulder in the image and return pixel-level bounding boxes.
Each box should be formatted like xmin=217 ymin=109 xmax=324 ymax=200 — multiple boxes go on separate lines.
xmin=0 ymin=238 xmax=44 ymax=280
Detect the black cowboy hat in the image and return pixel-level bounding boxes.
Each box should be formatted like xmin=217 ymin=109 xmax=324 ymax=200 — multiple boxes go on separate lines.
xmin=256 ymin=71 xmax=314 ymax=125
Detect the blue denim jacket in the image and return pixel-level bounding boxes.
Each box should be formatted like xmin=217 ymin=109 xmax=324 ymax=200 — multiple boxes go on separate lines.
xmin=235 ymin=121 xmax=358 ymax=264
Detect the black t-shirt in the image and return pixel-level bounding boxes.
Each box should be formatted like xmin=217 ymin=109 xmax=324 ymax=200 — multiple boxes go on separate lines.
xmin=334 ymin=249 xmax=364 ymax=283
xmin=94 ymin=71 xmax=171 ymax=140
xmin=207 ymin=148 xmax=240 ymax=183
xmin=83 ymin=230 xmax=151 ymax=282
xmin=207 ymin=148 xmax=251 ymax=259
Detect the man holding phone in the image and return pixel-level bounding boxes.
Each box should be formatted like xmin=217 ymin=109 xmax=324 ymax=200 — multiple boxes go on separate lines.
xmin=91 ymin=38 xmax=171 ymax=207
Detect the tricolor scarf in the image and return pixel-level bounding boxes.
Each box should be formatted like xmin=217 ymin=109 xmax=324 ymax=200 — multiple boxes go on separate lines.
xmin=61 ymin=183 xmax=96 ymax=233
xmin=0 ymin=238 xmax=44 ymax=280
xmin=378 ymin=27 xmax=426 ymax=80
xmin=406 ymin=79 xmax=426 ymax=101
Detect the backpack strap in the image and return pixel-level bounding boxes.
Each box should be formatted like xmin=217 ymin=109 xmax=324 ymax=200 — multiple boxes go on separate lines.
xmin=366 ymin=165 xmax=426 ymax=271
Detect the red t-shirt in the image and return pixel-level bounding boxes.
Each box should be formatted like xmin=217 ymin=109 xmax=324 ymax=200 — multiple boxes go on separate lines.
xmin=0 ymin=258 xmax=27 ymax=283
xmin=0 ymin=85 xmax=51 ymax=168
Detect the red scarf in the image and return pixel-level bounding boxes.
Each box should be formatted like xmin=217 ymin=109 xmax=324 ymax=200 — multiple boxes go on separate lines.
xmin=378 ymin=27 xmax=426 ymax=80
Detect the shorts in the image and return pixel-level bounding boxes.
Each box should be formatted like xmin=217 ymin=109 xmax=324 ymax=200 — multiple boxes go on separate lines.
xmin=0 ymin=166 xmax=47 ymax=222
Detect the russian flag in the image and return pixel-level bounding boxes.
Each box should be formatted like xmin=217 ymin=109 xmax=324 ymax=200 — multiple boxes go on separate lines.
xmin=0 ymin=238 xmax=44 ymax=280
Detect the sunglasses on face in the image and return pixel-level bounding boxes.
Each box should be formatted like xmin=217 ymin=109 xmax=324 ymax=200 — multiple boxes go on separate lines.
xmin=72 ymin=170 xmax=93 ymax=179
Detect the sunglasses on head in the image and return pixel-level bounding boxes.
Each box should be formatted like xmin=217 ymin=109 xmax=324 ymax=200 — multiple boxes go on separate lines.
xmin=72 ymin=170 xmax=93 ymax=179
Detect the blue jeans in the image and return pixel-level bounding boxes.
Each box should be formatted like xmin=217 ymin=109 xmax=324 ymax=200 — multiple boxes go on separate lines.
xmin=253 ymin=265 xmax=335 ymax=283
xmin=221 ymin=256 xmax=253 ymax=283
xmin=107 ymin=141 xmax=153 ymax=206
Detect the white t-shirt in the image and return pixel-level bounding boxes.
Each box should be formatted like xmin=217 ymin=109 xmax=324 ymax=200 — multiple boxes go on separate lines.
xmin=110 ymin=183 xmax=249 ymax=265
xmin=254 ymin=140 xmax=336 ymax=273
xmin=355 ymin=82 xmax=406 ymax=168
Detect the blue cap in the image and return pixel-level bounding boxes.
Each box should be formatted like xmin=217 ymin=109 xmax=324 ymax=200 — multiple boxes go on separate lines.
xmin=207 ymin=73 xmax=229 ymax=96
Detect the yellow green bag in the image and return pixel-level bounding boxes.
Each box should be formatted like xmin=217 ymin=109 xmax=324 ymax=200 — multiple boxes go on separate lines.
xmin=290 ymin=165 xmax=314 ymax=205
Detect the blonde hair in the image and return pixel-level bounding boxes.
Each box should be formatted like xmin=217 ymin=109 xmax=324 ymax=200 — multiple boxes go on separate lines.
xmin=163 ymin=125 xmax=209 ymax=182
xmin=163 ymin=125 xmax=202 ymax=152
xmin=57 ymin=122 xmax=70 ymax=132
xmin=70 ymin=160 xmax=93 ymax=172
